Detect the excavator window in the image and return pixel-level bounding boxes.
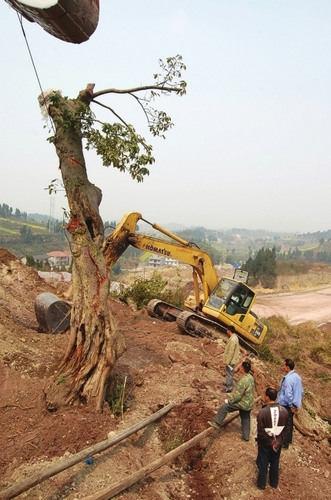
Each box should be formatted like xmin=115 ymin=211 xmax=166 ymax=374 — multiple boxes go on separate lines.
xmin=206 ymin=279 xmax=237 ymax=310
xmin=207 ymin=295 xmax=224 ymax=309
xmin=242 ymin=293 xmax=253 ymax=308
xmin=216 ymin=279 xmax=236 ymax=300
xmin=225 ymin=286 xmax=254 ymax=315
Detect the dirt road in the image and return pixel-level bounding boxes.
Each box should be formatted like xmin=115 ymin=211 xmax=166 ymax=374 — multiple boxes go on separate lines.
xmin=254 ymin=286 xmax=331 ymax=325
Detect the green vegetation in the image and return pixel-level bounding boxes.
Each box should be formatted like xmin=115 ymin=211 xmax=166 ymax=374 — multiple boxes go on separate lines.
xmin=1 ymin=201 xmax=331 ymax=274
xmin=255 ymin=343 xmax=277 ymax=363
xmin=106 ymin=377 xmax=128 ymax=418
xmin=276 ymin=260 xmax=314 ymax=275
xmin=57 ymin=374 xmax=66 ymax=385
xmin=163 ymin=426 xmax=185 ymax=453
xmin=242 ymin=247 xmax=277 ymax=288
xmin=310 ymin=340 xmax=331 ymax=364
xmin=0 ymin=204 xmax=27 ymax=219
xmin=47 ymin=56 xmax=186 ymax=183
xmin=0 ymin=227 xmax=17 ymax=235
xmin=0 ymin=207 xmax=69 ymax=258
xmin=315 ymin=370 xmax=331 ymax=382
xmin=112 ymin=271 xmax=185 ymax=310
xmin=260 ymin=317 xmax=329 ymax=368
xmin=0 ymin=216 xmax=48 ymax=235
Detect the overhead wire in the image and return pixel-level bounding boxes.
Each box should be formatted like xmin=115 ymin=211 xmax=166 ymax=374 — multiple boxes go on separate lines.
xmin=16 ymin=11 xmax=59 ymax=231
xmin=16 ymin=12 xmax=55 ymax=134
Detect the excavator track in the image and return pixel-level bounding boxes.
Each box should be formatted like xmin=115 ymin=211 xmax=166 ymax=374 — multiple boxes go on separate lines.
xmin=147 ymin=299 xmax=182 ymax=322
xmin=176 ymin=310 xmax=258 ymax=354
xmin=176 ymin=310 xmax=226 ymax=339
xmin=147 ymin=300 xmax=258 ymax=355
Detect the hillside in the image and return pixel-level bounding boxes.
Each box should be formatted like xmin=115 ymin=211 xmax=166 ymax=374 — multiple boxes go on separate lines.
xmin=0 ymin=249 xmax=330 ymax=500
xmin=0 ymin=215 xmax=69 ymax=259
xmin=2 ymin=209 xmax=331 ymax=267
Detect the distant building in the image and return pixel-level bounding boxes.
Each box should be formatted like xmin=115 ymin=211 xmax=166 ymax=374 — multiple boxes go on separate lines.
xmin=165 ymin=257 xmax=179 ymax=266
xmin=148 ymin=255 xmax=163 ymax=267
xmin=47 ymin=250 xmax=72 ymax=269
xmin=139 ymin=252 xmax=179 ymax=268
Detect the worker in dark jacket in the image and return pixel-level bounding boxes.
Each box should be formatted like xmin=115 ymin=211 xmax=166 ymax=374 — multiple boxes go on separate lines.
xmin=209 ymin=360 xmax=254 ymax=441
xmin=255 ymin=387 xmax=290 ymax=490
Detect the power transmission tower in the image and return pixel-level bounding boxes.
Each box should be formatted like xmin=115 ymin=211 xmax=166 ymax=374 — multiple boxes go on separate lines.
xmin=49 ymin=195 xmax=55 ymax=232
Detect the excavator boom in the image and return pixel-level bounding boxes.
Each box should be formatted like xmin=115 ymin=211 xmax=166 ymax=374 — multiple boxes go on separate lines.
xmin=103 ymin=212 xmax=219 ymax=308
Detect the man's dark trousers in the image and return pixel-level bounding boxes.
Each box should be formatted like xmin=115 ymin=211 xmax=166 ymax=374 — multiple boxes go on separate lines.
xmin=282 ymin=406 xmax=294 ymax=447
xmin=256 ymin=446 xmax=281 ymax=489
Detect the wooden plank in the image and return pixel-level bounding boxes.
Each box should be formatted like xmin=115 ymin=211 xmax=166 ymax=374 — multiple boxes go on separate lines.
xmin=83 ymin=396 xmax=262 ymax=500
xmin=0 ymin=402 xmax=176 ymax=500
xmin=83 ymin=427 xmax=215 ymax=500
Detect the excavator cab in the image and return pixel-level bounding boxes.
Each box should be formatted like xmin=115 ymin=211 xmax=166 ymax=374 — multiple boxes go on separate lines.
xmin=202 ymin=278 xmax=267 ymax=345
xmin=205 ymin=279 xmax=253 ymax=315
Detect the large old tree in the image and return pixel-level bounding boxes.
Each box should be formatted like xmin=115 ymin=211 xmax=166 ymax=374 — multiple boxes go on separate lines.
xmin=40 ymin=56 xmax=186 ymax=410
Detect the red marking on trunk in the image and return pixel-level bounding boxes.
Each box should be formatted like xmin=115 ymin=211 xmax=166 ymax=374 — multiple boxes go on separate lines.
xmin=68 ymin=157 xmax=83 ymax=167
xmin=66 ymin=217 xmax=80 ymax=232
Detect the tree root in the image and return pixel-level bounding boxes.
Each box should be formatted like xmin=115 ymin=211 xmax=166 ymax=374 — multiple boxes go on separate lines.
xmin=294 ymin=415 xmax=330 ymax=441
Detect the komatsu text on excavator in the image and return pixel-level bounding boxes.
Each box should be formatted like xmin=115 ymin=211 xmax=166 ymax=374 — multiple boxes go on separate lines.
xmin=103 ymin=212 xmax=267 ymax=353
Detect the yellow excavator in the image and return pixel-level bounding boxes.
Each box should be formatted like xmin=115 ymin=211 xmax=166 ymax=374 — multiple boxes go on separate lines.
xmin=5 ymin=0 xmax=99 ymax=44
xmin=103 ymin=212 xmax=267 ymax=353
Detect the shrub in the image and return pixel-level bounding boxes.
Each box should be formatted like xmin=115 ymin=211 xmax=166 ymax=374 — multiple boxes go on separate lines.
xmin=106 ymin=377 xmax=128 ymax=418
xmin=255 ymin=344 xmax=278 ymax=363
xmin=117 ymin=271 xmax=168 ymax=309
xmin=291 ymin=322 xmax=319 ymax=341
xmin=315 ymin=370 xmax=331 ymax=382
xmin=263 ymin=316 xmax=289 ymax=341
xmin=242 ymin=247 xmax=277 ymax=289
xmin=115 ymin=271 xmax=185 ymax=310
xmin=310 ymin=341 xmax=331 ymax=364
xmin=277 ymin=341 xmax=302 ymax=362
xmin=163 ymin=426 xmax=185 ymax=453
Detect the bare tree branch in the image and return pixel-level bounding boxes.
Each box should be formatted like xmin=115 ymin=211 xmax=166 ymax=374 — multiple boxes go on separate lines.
xmin=92 ymin=99 xmax=130 ymax=128
xmin=92 ymin=84 xmax=183 ymax=99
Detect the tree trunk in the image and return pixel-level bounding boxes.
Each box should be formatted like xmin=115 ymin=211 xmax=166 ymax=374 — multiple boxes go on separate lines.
xmin=44 ymin=88 xmax=126 ymax=411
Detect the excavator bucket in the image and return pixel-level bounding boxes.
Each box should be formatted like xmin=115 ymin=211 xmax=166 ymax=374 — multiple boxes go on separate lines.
xmin=5 ymin=0 xmax=100 ymax=44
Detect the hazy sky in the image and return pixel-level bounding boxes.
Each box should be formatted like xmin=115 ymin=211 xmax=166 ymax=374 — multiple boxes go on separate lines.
xmin=1 ymin=1 xmax=331 ymax=233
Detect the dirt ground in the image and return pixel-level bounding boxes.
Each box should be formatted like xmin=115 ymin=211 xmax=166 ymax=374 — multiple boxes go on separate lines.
xmin=254 ymin=288 xmax=331 ymax=325
xmin=0 ymin=249 xmax=330 ymax=500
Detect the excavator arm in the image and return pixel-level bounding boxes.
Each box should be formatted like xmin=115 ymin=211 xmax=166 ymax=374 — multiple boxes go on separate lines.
xmin=103 ymin=212 xmax=220 ymax=309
